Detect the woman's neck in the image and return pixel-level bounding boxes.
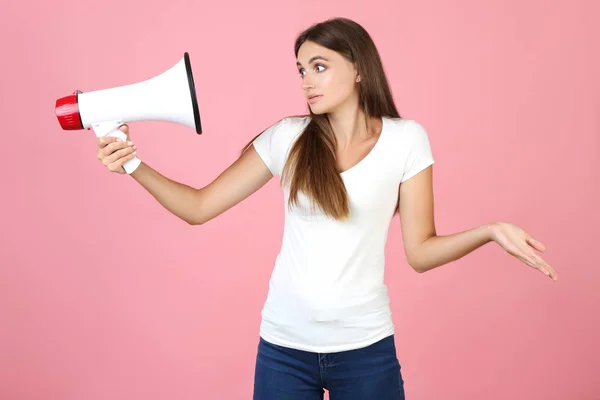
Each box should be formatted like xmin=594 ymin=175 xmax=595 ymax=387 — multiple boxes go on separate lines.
xmin=327 ymin=107 xmax=381 ymax=145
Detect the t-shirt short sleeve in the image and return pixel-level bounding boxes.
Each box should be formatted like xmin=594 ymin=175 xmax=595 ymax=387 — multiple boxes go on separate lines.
xmin=400 ymin=120 xmax=435 ymax=182
xmin=252 ymin=118 xmax=289 ymax=176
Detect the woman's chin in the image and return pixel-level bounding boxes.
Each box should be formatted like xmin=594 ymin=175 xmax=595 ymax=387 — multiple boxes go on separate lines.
xmin=308 ymin=103 xmax=329 ymax=115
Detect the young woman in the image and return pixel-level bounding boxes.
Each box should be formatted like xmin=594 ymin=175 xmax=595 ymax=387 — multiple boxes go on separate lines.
xmin=95 ymin=17 xmax=557 ymax=400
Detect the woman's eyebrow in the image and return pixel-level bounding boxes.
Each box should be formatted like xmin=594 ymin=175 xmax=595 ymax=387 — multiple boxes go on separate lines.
xmin=296 ymin=56 xmax=329 ymax=67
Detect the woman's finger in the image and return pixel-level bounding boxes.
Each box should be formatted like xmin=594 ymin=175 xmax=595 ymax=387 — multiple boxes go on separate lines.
xmin=533 ymin=254 xmax=557 ymax=280
xmin=108 ymin=152 xmax=137 ymax=173
xmin=98 ymin=136 xmax=118 ymax=149
xmin=103 ymin=146 xmax=137 ymax=166
xmin=99 ymin=140 xmax=133 ymax=161
xmin=526 ymin=235 xmax=546 ymax=252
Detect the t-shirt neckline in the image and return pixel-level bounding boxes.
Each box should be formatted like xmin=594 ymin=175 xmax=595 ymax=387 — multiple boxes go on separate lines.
xmin=340 ymin=116 xmax=387 ymax=176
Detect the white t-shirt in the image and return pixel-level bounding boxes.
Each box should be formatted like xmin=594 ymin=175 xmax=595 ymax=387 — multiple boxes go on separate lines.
xmin=252 ymin=115 xmax=435 ymax=353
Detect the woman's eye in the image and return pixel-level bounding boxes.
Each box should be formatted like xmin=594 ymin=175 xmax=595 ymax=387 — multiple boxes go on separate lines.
xmin=298 ymin=65 xmax=326 ymax=77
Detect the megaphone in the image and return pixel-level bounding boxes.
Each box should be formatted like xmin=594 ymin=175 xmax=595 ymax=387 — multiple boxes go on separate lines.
xmin=55 ymin=52 xmax=202 ymax=174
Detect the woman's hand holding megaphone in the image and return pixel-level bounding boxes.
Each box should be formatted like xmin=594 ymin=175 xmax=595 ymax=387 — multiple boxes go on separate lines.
xmin=96 ymin=124 xmax=138 ymax=174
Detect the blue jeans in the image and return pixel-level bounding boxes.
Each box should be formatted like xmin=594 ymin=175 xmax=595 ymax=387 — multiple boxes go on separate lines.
xmin=253 ymin=334 xmax=405 ymax=399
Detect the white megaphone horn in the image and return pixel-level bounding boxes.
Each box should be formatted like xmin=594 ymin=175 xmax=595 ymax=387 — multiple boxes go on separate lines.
xmin=55 ymin=52 xmax=202 ymax=174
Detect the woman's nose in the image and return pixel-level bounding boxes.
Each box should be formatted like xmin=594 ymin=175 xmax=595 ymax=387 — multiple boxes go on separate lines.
xmin=302 ymin=75 xmax=315 ymax=90
xmin=302 ymin=80 xmax=315 ymax=91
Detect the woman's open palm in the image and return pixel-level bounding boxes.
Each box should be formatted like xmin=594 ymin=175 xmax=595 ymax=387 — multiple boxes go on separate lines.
xmin=492 ymin=222 xmax=558 ymax=281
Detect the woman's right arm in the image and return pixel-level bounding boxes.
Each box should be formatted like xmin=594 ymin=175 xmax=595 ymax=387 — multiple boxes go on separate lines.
xmin=97 ymin=124 xmax=273 ymax=225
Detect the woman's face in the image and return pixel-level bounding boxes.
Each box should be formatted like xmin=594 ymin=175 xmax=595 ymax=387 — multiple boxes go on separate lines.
xmin=296 ymin=40 xmax=359 ymax=115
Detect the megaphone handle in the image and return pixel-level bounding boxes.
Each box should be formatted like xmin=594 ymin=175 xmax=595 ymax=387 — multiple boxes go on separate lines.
xmin=91 ymin=121 xmax=141 ymax=174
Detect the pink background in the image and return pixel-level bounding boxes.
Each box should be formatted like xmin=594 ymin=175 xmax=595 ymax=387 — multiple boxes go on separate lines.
xmin=1 ymin=0 xmax=598 ymax=399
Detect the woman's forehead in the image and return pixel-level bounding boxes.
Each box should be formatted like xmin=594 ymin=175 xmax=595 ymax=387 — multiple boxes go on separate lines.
xmin=297 ymin=42 xmax=338 ymax=65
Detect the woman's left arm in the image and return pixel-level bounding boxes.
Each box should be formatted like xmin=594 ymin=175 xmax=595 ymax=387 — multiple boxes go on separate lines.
xmin=398 ymin=165 xmax=558 ymax=281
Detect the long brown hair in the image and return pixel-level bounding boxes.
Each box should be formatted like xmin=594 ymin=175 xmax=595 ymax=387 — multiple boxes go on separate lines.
xmin=242 ymin=17 xmax=401 ymax=220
